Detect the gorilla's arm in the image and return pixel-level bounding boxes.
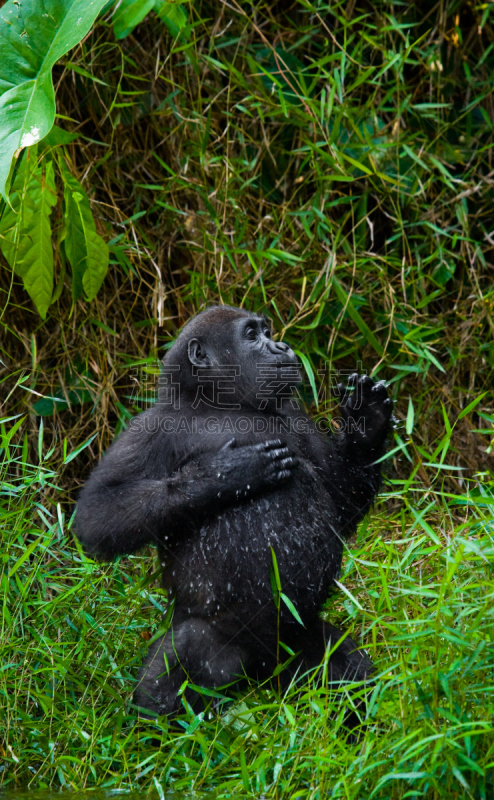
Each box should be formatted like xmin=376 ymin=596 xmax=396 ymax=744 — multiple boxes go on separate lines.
xmin=74 ymin=422 xmax=297 ymax=560
xmin=319 ymin=375 xmax=393 ymax=536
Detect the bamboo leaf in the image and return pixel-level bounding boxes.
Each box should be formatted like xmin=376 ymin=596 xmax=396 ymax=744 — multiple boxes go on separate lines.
xmin=155 ymin=1 xmax=189 ymax=39
xmin=8 ymin=534 xmax=45 ymax=578
xmin=332 ymin=276 xmax=384 ymax=356
xmin=333 ymin=580 xmax=363 ymax=610
xmin=294 ymin=350 xmax=319 ymax=409
xmin=280 ymin=593 xmax=305 ymax=626
xmin=61 ymin=163 xmax=109 ymax=301
xmin=0 ymin=155 xmax=56 ymax=318
xmin=270 ymin=547 xmax=282 ymax=592
xmin=458 ymin=392 xmax=487 ymax=420
xmin=113 ymin=0 xmax=156 ymax=40
xmin=406 ymin=395 xmax=414 ymax=435
xmin=63 ymin=433 xmax=97 ymax=465
xmin=339 ymin=151 xmax=373 ymax=175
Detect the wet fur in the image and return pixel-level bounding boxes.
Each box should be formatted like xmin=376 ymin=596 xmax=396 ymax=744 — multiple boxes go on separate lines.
xmin=74 ymin=306 xmax=392 ymax=721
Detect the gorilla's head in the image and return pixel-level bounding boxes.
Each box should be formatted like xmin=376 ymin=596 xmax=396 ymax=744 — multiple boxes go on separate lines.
xmin=161 ymin=305 xmax=300 ymax=408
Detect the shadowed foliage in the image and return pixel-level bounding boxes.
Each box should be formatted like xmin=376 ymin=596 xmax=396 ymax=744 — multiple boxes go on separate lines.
xmin=0 ymin=0 xmax=493 ymax=796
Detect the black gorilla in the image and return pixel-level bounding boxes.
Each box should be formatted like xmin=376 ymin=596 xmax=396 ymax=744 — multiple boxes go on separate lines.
xmin=74 ymin=305 xmax=393 ymax=718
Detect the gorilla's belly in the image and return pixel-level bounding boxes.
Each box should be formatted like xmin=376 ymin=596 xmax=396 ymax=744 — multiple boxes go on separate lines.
xmin=165 ymin=464 xmax=343 ymax=623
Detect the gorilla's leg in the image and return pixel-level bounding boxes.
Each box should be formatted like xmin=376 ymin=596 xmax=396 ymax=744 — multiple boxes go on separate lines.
xmin=321 ymin=621 xmax=374 ymax=683
xmin=281 ymin=619 xmax=373 ymax=681
xmin=134 ymin=616 xmax=248 ymax=717
xmin=281 ymin=620 xmax=374 ymax=736
xmin=320 ymin=622 xmax=374 ymax=737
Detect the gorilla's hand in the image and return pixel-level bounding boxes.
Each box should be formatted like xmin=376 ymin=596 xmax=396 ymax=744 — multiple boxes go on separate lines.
xmin=201 ymin=438 xmax=299 ymax=500
xmin=335 ymin=374 xmax=393 ymax=451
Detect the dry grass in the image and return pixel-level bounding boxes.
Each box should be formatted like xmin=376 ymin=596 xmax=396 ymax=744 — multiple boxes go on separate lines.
xmin=2 ymin=1 xmax=493 ymax=503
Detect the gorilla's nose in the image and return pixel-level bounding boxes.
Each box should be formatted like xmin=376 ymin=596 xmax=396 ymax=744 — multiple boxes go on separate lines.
xmin=268 ymin=339 xmax=291 ymax=354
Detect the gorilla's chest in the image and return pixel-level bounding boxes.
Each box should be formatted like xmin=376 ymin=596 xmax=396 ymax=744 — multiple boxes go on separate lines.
xmin=166 ymin=462 xmax=343 ymax=615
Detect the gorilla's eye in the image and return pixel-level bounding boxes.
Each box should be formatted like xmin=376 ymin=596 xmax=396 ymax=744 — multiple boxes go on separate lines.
xmin=263 ymin=329 xmax=271 ymax=338
xmin=245 ymin=326 xmax=258 ymax=340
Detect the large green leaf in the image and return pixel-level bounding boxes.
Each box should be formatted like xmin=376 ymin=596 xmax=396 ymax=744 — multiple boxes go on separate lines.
xmin=61 ymin=163 xmax=109 ymax=301
xmin=0 ymin=0 xmax=109 ymax=202
xmin=33 ymin=385 xmax=92 ymax=416
xmin=32 ymin=364 xmax=94 ymax=415
xmin=0 ymin=153 xmax=57 ymax=318
xmin=0 ymin=157 xmax=31 ymax=264
xmin=113 ymin=0 xmax=156 ymax=40
xmin=155 ymin=1 xmax=188 ymax=38
xmin=113 ymin=0 xmax=189 ymax=41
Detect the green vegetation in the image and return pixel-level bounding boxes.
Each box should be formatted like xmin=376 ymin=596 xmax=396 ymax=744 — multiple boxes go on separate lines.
xmin=1 ymin=0 xmax=493 ymax=796
xmin=2 ymin=451 xmax=494 ymax=797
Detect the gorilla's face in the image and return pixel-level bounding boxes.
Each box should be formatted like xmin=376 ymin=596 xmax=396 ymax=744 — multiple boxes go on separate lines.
xmin=233 ymin=315 xmax=301 ymax=408
xmin=235 ymin=314 xmax=298 ymax=365
xmin=186 ymin=312 xmax=300 ymax=409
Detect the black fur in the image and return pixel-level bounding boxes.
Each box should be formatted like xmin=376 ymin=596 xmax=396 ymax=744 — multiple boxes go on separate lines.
xmin=74 ymin=306 xmax=393 ymax=719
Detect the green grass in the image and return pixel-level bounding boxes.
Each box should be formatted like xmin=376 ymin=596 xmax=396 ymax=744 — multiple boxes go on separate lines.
xmin=1 ymin=418 xmax=493 ymax=798
xmin=1 ymin=0 xmax=494 ymax=796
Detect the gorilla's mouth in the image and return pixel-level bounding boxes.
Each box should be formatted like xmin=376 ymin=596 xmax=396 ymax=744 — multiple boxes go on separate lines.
xmin=261 ymin=347 xmax=299 ymax=365
xmin=272 ymin=353 xmax=301 ymax=370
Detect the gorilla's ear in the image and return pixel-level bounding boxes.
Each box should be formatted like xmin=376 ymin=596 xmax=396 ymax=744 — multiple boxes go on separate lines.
xmin=188 ymin=338 xmax=212 ymax=367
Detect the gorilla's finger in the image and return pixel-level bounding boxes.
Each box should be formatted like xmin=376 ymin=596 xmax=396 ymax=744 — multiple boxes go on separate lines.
xmin=359 ymin=375 xmax=375 ymax=397
xmin=265 ymin=455 xmax=298 ymax=474
xmin=370 ymin=380 xmax=388 ymax=399
xmin=265 ymin=447 xmax=291 ymax=461
xmin=276 ymin=470 xmax=293 ymax=481
xmin=220 ymin=438 xmax=237 ymax=450
xmin=255 ymin=439 xmax=284 ymax=451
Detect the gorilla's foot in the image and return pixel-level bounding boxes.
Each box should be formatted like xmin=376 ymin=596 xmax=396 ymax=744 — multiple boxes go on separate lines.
xmin=134 ymin=616 xmax=249 ymax=717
